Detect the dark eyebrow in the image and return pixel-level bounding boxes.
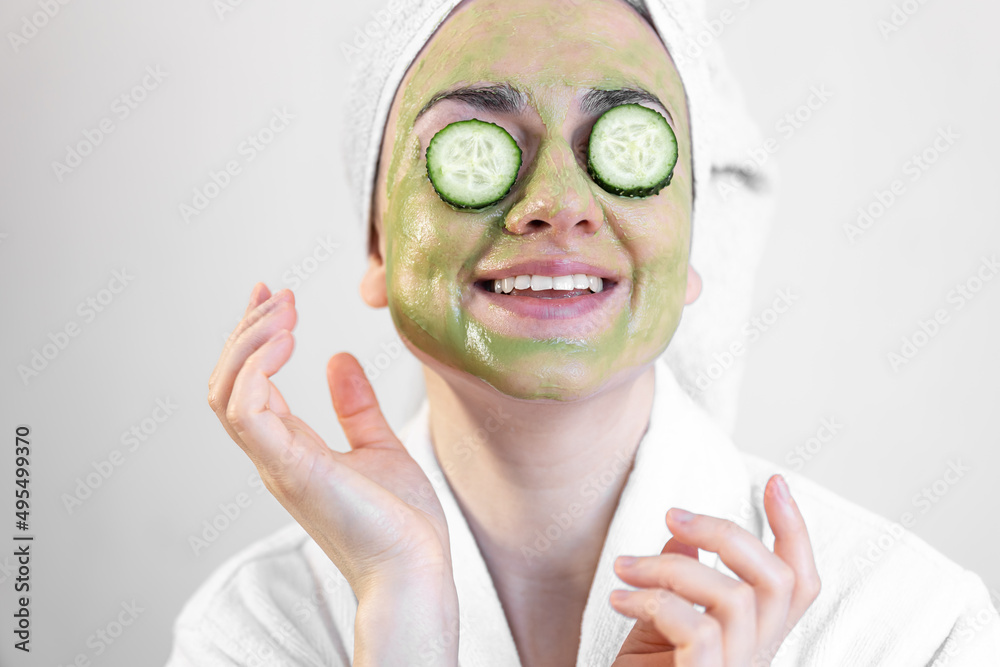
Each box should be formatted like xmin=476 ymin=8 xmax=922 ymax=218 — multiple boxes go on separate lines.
xmin=414 ymin=83 xmax=674 ymax=126
xmin=415 ymin=83 xmax=528 ymax=121
xmin=580 ymin=87 xmax=674 ymax=125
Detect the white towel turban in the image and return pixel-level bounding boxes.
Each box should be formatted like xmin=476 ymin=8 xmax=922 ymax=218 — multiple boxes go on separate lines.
xmin=341 ymin=0 xmax=778 ymax=435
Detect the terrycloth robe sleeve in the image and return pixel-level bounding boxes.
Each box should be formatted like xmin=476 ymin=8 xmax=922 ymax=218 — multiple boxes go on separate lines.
xmin=921 ymin=569 xmax=1000 ymax=666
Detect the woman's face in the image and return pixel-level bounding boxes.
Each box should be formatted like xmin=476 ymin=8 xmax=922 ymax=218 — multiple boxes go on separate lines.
xmin=364 ymin=0 xmax=697 ymax=401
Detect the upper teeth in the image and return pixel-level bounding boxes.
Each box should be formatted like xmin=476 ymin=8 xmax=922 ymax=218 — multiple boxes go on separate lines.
xmin=491 ymin=274 xmax=604 ymax=294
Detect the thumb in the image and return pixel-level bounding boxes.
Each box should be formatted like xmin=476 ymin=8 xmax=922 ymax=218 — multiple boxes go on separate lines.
xmin=327 ymin=352 xmax=403 ymax=452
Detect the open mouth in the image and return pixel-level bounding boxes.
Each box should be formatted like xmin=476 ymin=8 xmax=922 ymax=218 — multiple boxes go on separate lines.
xmin=475 ymin=273 xmax=615 ymax=298
xmin=467 ymin=262 xmax=626 ymax=335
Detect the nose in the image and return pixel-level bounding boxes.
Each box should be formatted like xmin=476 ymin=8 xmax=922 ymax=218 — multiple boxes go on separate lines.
xmin=503 ymin=136 xmax=604 ymax=238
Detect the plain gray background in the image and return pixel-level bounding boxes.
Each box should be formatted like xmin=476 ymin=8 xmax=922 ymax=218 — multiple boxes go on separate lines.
xmin=1 ymin=0 xmax=997 ymax=664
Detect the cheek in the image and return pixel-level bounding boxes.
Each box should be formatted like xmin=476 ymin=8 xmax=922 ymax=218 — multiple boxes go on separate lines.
xmin=607 ymin=184 xmax=690 ymax=267
xmin=387 ymin=197 xmax=454 ymax=306
xmin=608 ymin=194 xmax=691 ymax=340
xmin=382 ymin=166 xmax=495 ymax=338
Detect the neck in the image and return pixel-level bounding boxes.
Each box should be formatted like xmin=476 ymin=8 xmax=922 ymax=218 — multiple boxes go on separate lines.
xmin=423 ymin=361 xmax=657 ymax=584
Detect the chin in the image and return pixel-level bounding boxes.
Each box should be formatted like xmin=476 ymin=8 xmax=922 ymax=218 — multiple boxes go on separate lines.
xmin=481 ymin=365 xmax=606 ymax=402
xmin=401 ymin=333 xmax=651 ymax=404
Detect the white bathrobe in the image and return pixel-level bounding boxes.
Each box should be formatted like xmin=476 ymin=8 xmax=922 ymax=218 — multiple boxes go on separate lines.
xmin=164 ymin=356 xmax=1000 ymax=666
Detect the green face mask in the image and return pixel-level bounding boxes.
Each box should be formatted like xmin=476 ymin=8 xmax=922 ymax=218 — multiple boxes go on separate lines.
xmin=377 ymin=0 xmax=694 ymax=400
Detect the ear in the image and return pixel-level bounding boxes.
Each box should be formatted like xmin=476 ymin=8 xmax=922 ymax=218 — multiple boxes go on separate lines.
xmin=684 ymin=264 xmax=702 ymax=305
xmin=360 ymin=248 xmax=388 ymax=308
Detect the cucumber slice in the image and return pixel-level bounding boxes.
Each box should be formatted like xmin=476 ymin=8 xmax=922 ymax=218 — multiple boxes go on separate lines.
xmin=426 ymin=119 xmax=522 ymax=209
xmin=587 ymin=103 xmax=678 ymax=198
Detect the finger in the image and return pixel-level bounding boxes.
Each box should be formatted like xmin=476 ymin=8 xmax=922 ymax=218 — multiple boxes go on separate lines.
xmin=208 ymin=290 xmax=297 ymax=431
xmin=226 ymin=329 xmax=304 ymax=470
xmin=244 ymin=282 xmax=271 ymax=318
xmin=327 ymin=352 xmax=404 ymax=452
xmin=210 ymin=286 xmax=293 ymax=403
xmin=230 ymin=285 xmax=284 ymax=350
xmin=662 ymin=535 xmax=699 ymax=560
xmin=265 ymin=378 xmax=290 ymax=416
xmin=263 ymin=381 xmax=328 ymax=448
xmin=610 ymin=588 xmax=724 ymax=666
xmin=666 ymin=508 xmax=794 ymax=640
xmin=615 ymin=553 xmax=755 ymax=662
xmin=219 ymin=287 xmax=295 ymax=378
xmin=764 ymin=474 xmax=822 ymax=621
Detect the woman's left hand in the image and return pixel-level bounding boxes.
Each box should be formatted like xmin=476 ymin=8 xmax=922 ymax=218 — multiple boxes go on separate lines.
xmin=610 ymin=474 xmax=821 ymax=667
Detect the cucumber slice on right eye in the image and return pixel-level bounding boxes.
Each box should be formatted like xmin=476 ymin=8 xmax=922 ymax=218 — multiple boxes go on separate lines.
xmin=426 ymin=119 xmax=523 ymax=209
xmin=587 ymin=103 xmax=678 ymax=198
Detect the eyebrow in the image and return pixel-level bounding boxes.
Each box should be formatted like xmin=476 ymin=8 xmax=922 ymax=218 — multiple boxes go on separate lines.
xmin=580 ymin=87 xmax=674 ymax=125
xmin=414 ymin=83 xmax=674 ymax=125
xmin=415 ymin=83 xmax=527 ymax=121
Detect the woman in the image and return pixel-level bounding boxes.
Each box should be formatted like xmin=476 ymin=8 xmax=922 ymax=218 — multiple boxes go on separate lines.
xmin=168 ymin=0 xmax=1000 ymax=665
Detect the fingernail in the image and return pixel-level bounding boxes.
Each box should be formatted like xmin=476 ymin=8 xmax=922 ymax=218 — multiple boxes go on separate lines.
xmin=610 ymin=590 xmax=630 ymax=603
xmin=670 ymin=508 xmax=694 ymax=523
xmin=774 ymin=475 xmax=790 ymax=502
xmin=616 ymin=556 xmax=637 ymax=569
xmin=263 ymin=289 xmax=291 ymax=310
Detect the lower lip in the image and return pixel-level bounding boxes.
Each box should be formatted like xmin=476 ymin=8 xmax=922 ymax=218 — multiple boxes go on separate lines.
xmin=466 ymin=280 xmax=627 ymax=338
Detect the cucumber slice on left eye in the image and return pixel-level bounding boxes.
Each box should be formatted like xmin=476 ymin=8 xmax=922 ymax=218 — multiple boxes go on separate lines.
xmin=426 ymin=119 xmax=523 ymax=209
xmin=587 ymin=103 xmax=678 ymax=198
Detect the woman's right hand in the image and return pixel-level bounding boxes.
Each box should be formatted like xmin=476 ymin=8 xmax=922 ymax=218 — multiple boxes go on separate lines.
xmin=206 ymin=282 xmax=454 ymax=597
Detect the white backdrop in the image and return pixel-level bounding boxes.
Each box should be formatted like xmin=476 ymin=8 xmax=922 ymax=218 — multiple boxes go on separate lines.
xmin=0 ymin=0 xmax=997 ymax=664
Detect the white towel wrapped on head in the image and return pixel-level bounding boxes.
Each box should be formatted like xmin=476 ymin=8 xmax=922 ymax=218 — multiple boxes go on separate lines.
xmin=341 ymin=0 xmax=779 ymax=433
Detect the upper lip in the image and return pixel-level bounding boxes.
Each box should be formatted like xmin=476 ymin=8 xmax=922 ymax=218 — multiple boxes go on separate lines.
xmin=475 ymin=259 xmax=620 ymax=282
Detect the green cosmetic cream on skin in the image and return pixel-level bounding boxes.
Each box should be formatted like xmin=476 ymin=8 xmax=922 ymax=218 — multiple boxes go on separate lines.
xmin=375 ymin=0 xmax=693 ymax=400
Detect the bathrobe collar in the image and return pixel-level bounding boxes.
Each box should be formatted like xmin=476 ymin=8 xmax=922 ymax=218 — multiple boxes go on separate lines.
xmin=402 ymin=356 xmax=755 ymax=666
